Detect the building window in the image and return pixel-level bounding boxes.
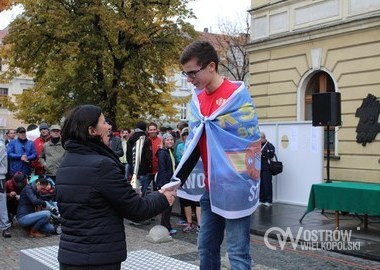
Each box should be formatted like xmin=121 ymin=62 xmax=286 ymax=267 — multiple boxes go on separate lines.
xmin=181 ymin=75 xmax=188 ymax=89
xmin=0 ymin=88 xmax=8 ymax=97
xmin=0 ymin=87 xmax=8 ymax=108
xmin=304 ymin=71 xmax=336 ymax=155
xmin=180 ymin=103 xmax=187 ymax=120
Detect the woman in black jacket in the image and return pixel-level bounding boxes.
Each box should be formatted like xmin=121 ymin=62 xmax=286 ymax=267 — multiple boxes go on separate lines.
xmin=260 ymin=132 xmax=275 ymax=206
xmin=155 ymin=133 xmax=176 ymax=235
xmin=55 ymin=105 xmax=176 ymax=270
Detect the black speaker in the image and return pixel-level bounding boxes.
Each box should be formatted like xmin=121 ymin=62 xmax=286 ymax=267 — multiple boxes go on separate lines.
xmin=312 ymin=92 xmax=341 ymax=126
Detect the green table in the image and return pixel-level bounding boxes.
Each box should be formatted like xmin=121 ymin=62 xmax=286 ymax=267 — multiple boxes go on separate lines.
xmin=300 ymin=181 xmax=380 ymax=228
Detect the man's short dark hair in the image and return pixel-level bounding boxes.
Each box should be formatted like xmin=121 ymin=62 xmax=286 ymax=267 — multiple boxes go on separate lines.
xmin=148 ymin=122 xmax=158 ymax=129
xmin=180 ymin=41 xmax=219 ymax=71
xmin=177 ymin=121 xmax=188 ymax=131
xmin=36 ymin=175 xmax=49 ymax=186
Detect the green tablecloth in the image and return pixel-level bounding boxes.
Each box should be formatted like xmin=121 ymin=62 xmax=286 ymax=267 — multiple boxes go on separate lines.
xmin=306 ymin=181 xmax=380 ymax=216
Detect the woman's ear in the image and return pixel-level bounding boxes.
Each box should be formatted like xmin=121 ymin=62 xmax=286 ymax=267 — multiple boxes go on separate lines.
xmin=88 ymin=126 xmax=96 ymax=136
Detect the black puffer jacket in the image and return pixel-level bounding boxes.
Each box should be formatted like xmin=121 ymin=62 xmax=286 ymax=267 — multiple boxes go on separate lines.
xmin=55 ymin=140 xmax=169 ymax=266
xmin=155 ymin=148 xmax=174 ymax=189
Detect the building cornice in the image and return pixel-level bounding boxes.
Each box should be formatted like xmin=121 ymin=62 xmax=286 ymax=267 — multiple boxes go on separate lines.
xmin=246 ymin=13 xmax=380 ymax=52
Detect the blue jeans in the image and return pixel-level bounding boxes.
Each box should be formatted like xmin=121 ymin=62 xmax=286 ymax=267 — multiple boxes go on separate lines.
xmin=138 ymin=174 xmax=150 ymax=196
xmin=17 ymin=210 xmax=54 ymax=233
xmin=0 ymin=190 xmax=11 ymax=231
xmin=198 ymin=192 xmax=251 ymax=270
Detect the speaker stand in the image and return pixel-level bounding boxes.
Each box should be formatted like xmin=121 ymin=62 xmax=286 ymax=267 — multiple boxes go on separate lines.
xmin=326 ymin=125 xmax=331 ymax=183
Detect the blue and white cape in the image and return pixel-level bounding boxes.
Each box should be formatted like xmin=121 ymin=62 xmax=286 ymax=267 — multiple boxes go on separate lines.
xmin=173 ymin=82 xmax=261 ymax=219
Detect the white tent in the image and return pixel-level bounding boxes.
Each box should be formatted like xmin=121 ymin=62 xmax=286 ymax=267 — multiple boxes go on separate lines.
xmin=26 ymin=128 xmax=40 ymax=141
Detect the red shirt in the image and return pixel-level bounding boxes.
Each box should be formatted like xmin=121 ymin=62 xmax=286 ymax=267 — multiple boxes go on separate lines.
xmin=150 ymin=136 xmax=162 ymax=174
xmin=197 ymin=79 xmax=238 ymax=190
xmin=32 ymin=136 xmax=50 ymax=175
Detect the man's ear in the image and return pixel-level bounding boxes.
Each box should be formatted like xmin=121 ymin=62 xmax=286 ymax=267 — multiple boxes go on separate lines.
xmin=208 ymin=62 xmax=216 ymax=73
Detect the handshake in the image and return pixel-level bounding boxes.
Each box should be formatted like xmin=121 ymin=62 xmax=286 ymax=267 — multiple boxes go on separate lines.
xmin=158 ymin=178 xmax=181 ymax=206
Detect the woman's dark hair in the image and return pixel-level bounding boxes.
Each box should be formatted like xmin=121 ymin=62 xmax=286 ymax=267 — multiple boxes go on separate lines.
xmin=179 ymin=40 xmax=219 ymax=72
xmin=61 ymin=104 xmax=102 ymax=146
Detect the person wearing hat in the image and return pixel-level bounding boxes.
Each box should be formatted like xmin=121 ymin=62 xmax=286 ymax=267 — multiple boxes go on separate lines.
xmin=32 ymin=123 xmax=51 ymax=175
xmin=7 ymin=127 xmax=37 ymax=178
xmin=155 ymin=132 xmax=177 ymax=235
xmin=39 ymin=124 xmax=65 ymax=182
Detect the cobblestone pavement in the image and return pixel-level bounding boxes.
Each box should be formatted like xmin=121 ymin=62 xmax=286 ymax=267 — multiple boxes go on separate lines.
xmin=1 ymin=217 xmax=272 ymax=270
xmin=2 ymin=217 xmax=380 ymax=270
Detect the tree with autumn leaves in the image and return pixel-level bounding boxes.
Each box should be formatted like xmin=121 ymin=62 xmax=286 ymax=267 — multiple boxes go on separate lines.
xmin=0 ymin=0 xmax=197 ymax=128
xmin=0 ymin=0 xmax=13 ymax=11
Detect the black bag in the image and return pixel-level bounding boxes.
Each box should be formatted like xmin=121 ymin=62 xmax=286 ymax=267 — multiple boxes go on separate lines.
xmin=269 ymin=154 xmax=283 ymax=176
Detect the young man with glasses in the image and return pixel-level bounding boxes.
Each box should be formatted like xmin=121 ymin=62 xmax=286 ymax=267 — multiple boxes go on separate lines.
xmin=178 ymin=41 xmax=261 ymax=270
xmin=7 ymin=127 xmax=37 ymax=178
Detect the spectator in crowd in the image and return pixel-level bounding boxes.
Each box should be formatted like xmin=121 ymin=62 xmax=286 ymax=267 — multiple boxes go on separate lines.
xmin=127 ymin=121 xmax=152 ymax=196
xmin=179 ymin=40 xmax=260 ymax=269
xmin=0 ymin=140 xmax=11 ymax=238
xmin=16 ymin=175 xmax=55 ymax=237
xmin=4 ymin=129 xmax=16 ymax=146
xmin=148 ymin=122 xmax=161 ymax=191
xmin=260 ymin=132 xmax=275 ymax=207
xmin=155 ymin=133 xmax=177 ymax=236
xmin=7 ymin=127 xmax=37 ymax=178
xmin=55 ymin=104 xmax=175 ymax=270
xmin=4 ymin=129 xmax=16 ymax=179
xmin=39 ymin=125 xmax=66 ymax=182
xmin=174 ymin=121 xmax=189 ymax=153
xmin=106 ymin=119 xmax=123 ymax=157
xmin=32 ymin=123 xmax=51 ymax=175
xmin=175 ymin=127 xmax=201 ymax=233
xmin=119 ymin=128 xmax=131 ymax=179
xmin=174 ymin=124 xmax=190 ymax=226
xmin=158 ymin=126 xmax=167 ymax=139
xmin=5 ymin=171 xmax=27 ymax=223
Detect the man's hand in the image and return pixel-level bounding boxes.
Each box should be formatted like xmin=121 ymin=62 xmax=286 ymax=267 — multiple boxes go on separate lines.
xmin=159 ymin=189 xmax=177 ymax=206
xmin=21 ymin=154 xmax=29 ymax=162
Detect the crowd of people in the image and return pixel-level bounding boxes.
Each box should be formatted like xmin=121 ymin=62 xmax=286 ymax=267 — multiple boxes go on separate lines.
xmin=0 ymin=123 xmax=65 ymax=238
xmin=0 ymin=118 xmax=197 ymax=240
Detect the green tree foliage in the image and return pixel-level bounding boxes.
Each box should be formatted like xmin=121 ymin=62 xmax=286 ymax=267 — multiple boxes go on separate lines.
xmin=1 ymin=0 xmax=197 ymax=128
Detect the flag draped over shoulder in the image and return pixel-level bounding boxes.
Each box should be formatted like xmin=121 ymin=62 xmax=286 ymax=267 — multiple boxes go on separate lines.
xmin=173 ymin=82 xmax=261 ymax=219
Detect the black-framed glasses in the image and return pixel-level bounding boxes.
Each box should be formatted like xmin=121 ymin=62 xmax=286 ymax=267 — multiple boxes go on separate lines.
xmin=182 ymin=64 xmax=208 ymax=78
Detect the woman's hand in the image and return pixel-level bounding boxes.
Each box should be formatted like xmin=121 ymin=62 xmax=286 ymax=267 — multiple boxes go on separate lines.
xmin=159 ymin=189 xmax=177 ymax=206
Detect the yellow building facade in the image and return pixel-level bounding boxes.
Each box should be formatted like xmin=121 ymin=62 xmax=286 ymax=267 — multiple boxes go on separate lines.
xmin=247 ymin=0 xmax=380 ymax=182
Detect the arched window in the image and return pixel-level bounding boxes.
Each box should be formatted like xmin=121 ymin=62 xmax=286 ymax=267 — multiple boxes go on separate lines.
xmin=304 ymin=71 xmax=337 ymax=155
